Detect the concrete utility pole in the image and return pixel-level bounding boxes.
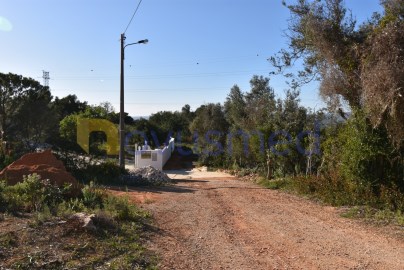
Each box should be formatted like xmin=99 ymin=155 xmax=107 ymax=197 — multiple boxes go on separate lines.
xmin=119 ymin=33 xmax=126 ymax=168
xmin=119 ymin=34 xmax=148 ymax=168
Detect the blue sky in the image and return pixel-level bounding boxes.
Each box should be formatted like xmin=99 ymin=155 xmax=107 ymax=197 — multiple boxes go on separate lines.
xmin=1 ymin=0 xmax=382 ymax=116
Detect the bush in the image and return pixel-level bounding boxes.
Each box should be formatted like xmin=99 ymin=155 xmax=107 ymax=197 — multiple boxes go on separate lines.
xmin=0 ymin=180 xmax=7 ymax=212
xmin=258 ymin=177 xmax=292 ymax=190
xmin=57 ymin=198 xmax=86 ymax=216
xmin=81 ymin=181 xmax=107 ymax=209
xmin=104 ymin=195 xmax=149 ymax=222
xmin=0 ymin=151 xmax=14 ymax=171
xmin=314 ymin=110 xmax=404 ymax=211
xmin=1 ymin=174 xmax=43 ymax=213
xmin=1 ymin=174 xmax=71 ymax=214
xmin=85 ymin=161 xmax=127 ymax=184
xmin=338 ymin=111 xmax=392 ymax=189
xmin=1 ymin=184 xmax=26 ymax=213
xmin=56 ymin=152 xmax=126 ymax=184
xmin=42 ymin=179 xmax=71 ymax=215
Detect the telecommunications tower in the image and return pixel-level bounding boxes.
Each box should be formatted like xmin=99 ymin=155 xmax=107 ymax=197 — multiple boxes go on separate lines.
xmin=42 ymin=70 xmax=50 ymax=87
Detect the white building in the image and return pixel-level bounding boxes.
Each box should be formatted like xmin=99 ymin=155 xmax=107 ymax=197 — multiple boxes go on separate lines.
xmin=134 ymin=138 xmax=175 ymax=170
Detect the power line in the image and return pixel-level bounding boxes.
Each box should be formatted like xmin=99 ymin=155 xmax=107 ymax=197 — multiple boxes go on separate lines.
xmin=52 ymin=87 xmax=230 ymax=92
xmin=49 ymin=69 xmax=270 ymax=80
xmin=123 ymin=0 xmax=143 ymax=34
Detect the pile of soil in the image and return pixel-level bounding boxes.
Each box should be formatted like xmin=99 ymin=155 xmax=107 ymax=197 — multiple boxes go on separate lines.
xmin=0 ymin=149 xmax=79 ymax=187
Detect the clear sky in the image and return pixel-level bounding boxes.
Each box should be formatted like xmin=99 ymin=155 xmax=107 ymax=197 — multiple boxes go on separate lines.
xmin=0 ymin=0 xmax=382 ymax=116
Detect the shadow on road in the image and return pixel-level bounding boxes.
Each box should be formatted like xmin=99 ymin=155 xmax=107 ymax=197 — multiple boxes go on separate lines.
xmin=108 ymin=184 xmax=196 ymax=194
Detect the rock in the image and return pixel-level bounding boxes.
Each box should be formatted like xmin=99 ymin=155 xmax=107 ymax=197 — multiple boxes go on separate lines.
xmin=121 ymin=166 xmax=171 ymax=186
xmin=70 ymin=212 xmax=97 ymax=231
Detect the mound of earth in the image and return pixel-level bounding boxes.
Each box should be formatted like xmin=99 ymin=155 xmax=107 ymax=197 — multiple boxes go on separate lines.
xmin=0 ymin=149 xmax=79 ymax=187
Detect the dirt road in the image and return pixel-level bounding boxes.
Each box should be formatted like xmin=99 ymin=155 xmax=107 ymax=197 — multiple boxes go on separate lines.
xmin=133 ymin=169 xmax=404 ymax=269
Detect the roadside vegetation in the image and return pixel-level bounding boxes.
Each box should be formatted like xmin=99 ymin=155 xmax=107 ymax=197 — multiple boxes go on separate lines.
xmin=0 ymin=174 xmax=156 ymax=269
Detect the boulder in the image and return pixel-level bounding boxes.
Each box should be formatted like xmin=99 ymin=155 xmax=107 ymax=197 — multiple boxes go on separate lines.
xmin=70 ymin=212 xmax=97 ymax=231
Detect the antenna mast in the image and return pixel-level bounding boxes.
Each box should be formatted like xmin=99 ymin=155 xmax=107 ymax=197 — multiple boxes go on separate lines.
xmin=42 ymin=70 xmax=50 ymax=87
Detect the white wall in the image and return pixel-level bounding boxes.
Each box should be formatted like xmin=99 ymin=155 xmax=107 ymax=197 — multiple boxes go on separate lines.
xmin=134 ymin=138 xmax=175 ymax=170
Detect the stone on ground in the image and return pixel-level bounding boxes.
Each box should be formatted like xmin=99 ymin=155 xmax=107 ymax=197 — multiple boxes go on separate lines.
xmin=122 ymin=166 xmax=171 ymax=186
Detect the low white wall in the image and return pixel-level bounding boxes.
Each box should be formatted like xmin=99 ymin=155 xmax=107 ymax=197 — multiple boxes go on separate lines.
xmin=134 ymin=138 xmax=175 ymax=170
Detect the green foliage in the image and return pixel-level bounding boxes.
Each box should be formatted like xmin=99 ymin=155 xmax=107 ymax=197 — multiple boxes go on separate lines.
xmin=0 ymin=179 xmax=156 ymax=269
xmin=104 ymin=195 xmax=150 ymax=222
xmin=190 ymin=103 xmax=229 ymax=167
xmin=52 ymin=94 xmax=88 ymax=120
xmin=341 ymin=206 xmax=404 ymax=226
xmin=220 ymin=78 xmax=317 ymax=177
xmin=84 ymin=161 xmax=127 ymax=184
xmin=81 ymin=182 xmax=107 ymax=209
xmin=59 ymin=114 xmax=80 ymax=143
xmin=57 ymin=102 xmax=129 ymax=154
xmin=0 ymin=72 xmax=57 ymax=152
xmin=58 ymin=197 xmax=86 ymax=215
xmin=263 ymin=113 xmax=404 ymax=211
xmin=1 ymin=174 xmax=44 ymax=212
xmin=224 ymin=85 xmax=246 ymax=129
xmin=57 ymin=151 xmax=126 ymax=184
xmin=0 ymin=174 xmax=71 ymax=214
xmin=0 ymin=231 xmax=18 ymax=248
xmin=0 ymin=180 xmax=6 ymax=211
xmin=338 ymin=111 xmax=390 ymax=187
xmin=149 ymin=109 xmax=193 ymax=144
xmin=0 ymin=151 xmax=14 ymax=171
xmin=20 ymin=173 xmax=44 ymax=212
xmin=258 ymin=177 xmax=292 ymax=190
xmin=1 ymin=184 xmax=25 ymax=213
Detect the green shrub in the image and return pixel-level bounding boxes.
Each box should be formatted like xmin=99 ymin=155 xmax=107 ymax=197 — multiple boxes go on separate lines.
xmin=81 ymin=181 xmax=107 ymax=209
xmin=86 ymin=161 xmax=126 ymax=184
xmin=104 ymin=195 xmax=149 ymax=222
xmin=258 ymin=177 xmax=292 ymax=190
xmin=32 ymin=205 xmax=53 ymax=226
xmin=0 ymin=152 xmax=14 ymax=171
xmin=20 ymin=173 xmax=44 ymax=211
xmin=1 ymin=184 xmax=25 ymax=213
xmin=316 ymin=110 xmax=404 ymax=211
xmin=42 ymin=179 xmax=71 ymax=215
xmin=59 ymin=153 xmax=126 ymax=184
xmin=57 ymin=198 xmax=86 ymax=216
xmin=338 ymin=111 xmax=388 ymax=187
xmin=0 ymin=180 xmax=6 ymax=211
xmin=1 ymin=174 xmax=71 ymax=214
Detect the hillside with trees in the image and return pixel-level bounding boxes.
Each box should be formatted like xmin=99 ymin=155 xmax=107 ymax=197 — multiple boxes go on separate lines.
xmin=0 ymin=0 xmax=403 ymax=222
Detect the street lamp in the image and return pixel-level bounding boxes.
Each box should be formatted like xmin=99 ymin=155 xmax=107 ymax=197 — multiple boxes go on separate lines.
xmin=119 ymin=33 xmax=148 ymax=168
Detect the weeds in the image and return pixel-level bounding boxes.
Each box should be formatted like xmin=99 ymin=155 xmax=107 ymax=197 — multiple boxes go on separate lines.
xmin=341 ymin=206 xmax=404 ymax=226
xmin=257 ymin=170 xmax=404 ymax=226
xmin=81 ymin=181 xmax=107 ymax=209
xmin=0 ymin=175 xmax=157 ymax=269
xmin=0 ymin=231 xmax=18 ymax=247
xmin=257 ymin=177 xmax=293 ymax=190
